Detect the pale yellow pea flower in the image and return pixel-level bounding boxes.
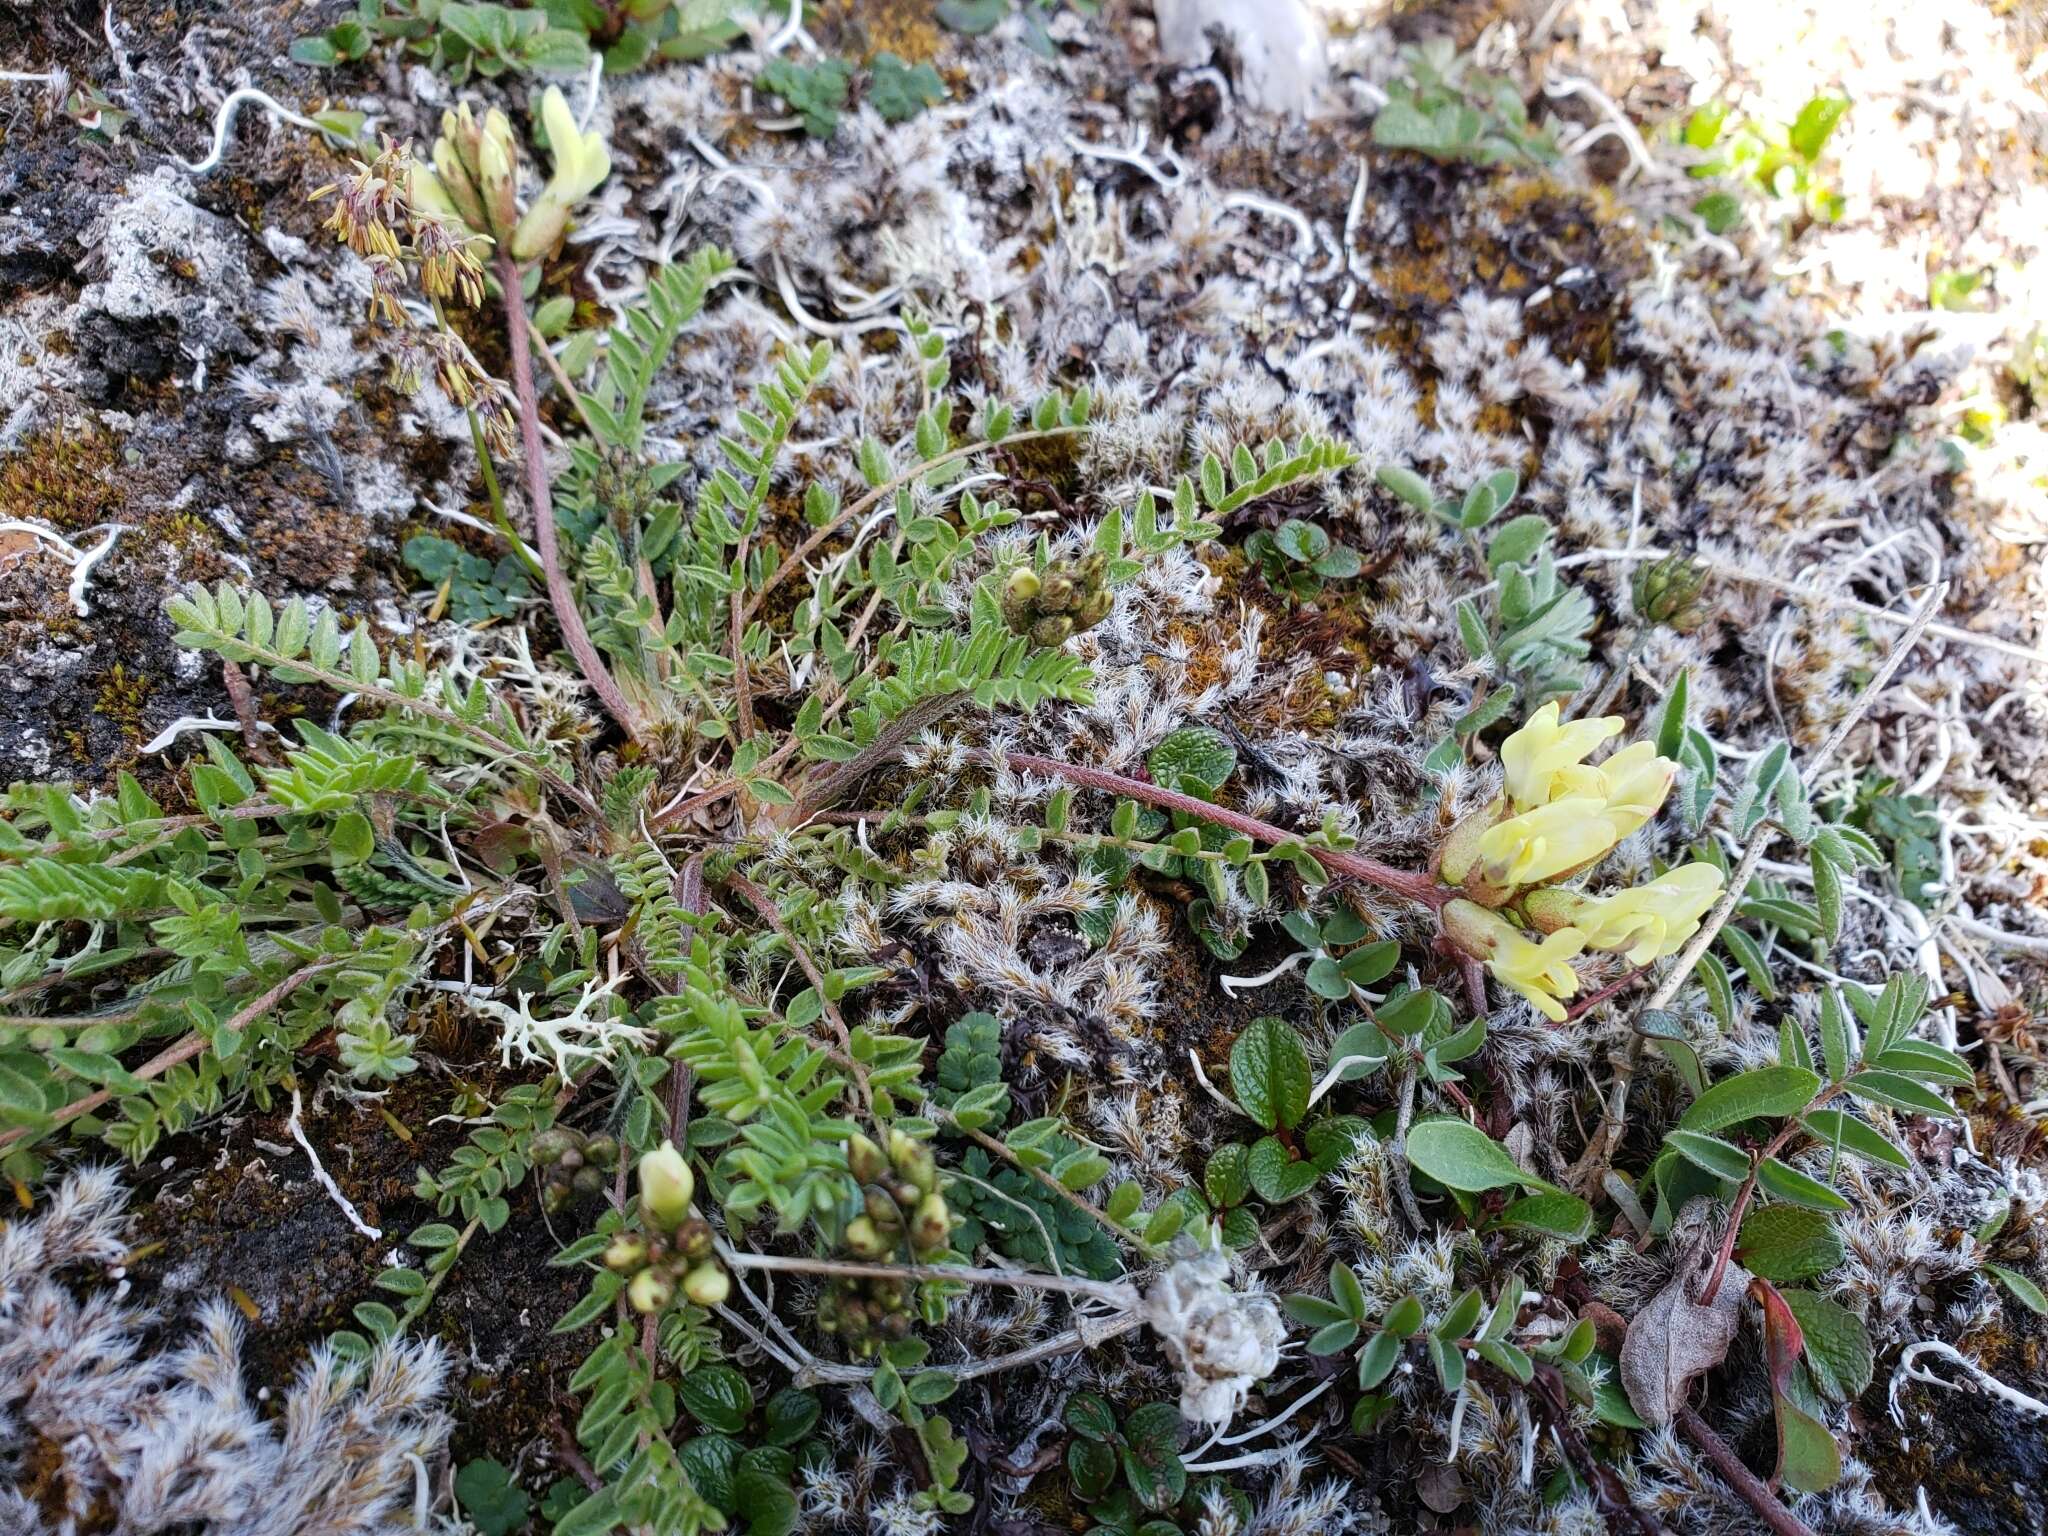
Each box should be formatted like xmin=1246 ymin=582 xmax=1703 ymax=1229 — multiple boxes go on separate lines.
xmin=1472 ymin=796 xmax=1619 ymax=888
xmin=1596 ymin=740 xmax=1680 ymax=843
xmin=1444 ymin=899 xmax=1586 ymax=1022
xmin=513 ymin=85 xmax=612 ymax=261
xmin=1536 ymin=862 xmax=1726 ymax=965
xmin=1500 ymin=701 xmax=1623 ymax=812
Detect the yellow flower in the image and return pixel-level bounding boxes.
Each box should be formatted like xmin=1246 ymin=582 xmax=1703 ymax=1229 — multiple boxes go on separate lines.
xmin=1501 ymin=701 xmax=1623 ymax=812
xmin=1444 ymin=899 xmax=1586 ymax=1022
xmin=512 ymin=85 xmax=612 ymax=262
xmin=1565 ymin=863 xmax=1725 ymax=964
xmin=1596 ymin=741 xmax=1679 ymax=843
xmin=1473 ymin=796 xmax=1619 ymax=888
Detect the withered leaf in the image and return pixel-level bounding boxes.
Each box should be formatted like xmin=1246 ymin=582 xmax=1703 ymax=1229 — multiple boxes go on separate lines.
xmin=1620 ymin=1232 xmax=1748 ymax=1426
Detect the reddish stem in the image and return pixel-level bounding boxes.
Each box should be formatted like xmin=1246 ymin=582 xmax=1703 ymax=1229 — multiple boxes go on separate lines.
xmin=995 ymin=750 xmax=1447 ymax=911
xmin=498 ymin=254 xmax=642 ymax=742
xmin=1562 ymin=963 xmax=1652 ymax=1023
xmin=1695 ymin=1084 xmax=1843 ymax=1305
xmin=1675 ymin=1406 xmax=1819 ymax=1536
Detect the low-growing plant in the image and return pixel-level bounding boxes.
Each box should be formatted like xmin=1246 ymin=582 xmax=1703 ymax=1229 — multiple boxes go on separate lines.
xmin=1372 ymin=39 xmax=1560 ymax=165
xmin=1674 ymin=92 xmax=1851 ymax=234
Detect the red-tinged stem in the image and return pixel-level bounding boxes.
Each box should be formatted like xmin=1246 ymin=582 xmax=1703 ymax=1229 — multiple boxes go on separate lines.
xmin=497 ymin=254 xmax=642 ymax=742
xmin=1695 ymin=1083 xmax=1844 ymax=1305
xmin=992 ymin=750 xmax=1448 ymax=911
xmin=1674 ymin=1405 xmax=1819 ymax=1536
xmin=1563 ymin=963 xmax=1653 ymax=1023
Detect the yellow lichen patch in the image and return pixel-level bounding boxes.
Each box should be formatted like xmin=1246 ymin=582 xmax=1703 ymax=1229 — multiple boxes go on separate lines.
xmin=814 ymin=0 xmax=946 ymax=63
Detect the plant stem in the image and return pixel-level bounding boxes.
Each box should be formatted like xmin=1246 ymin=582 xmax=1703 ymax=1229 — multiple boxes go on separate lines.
xmin=1674 ymin=1405 xmax=1819 ymax=1536
xmin=466 ymin=407 xmax=545 ymax=584
xmin=721 ymin=1248 xmax=1138 ymax=1303
xmin=497 ymin=252 xmax=643 ymax=743
xmin=0 ymin=961 xmax=339 ymax=1155
xmin=1694 ymin=1084 xmax=1843 ymax=1305
xmin=721 ymin=871 xmax=872 ymax=1116
xmin=934 ymin=1107 xmax=1152 ymax=1259
xmin=742 ymin=427 xmax=1081 ymax=624
xmin=989 ymin=750 xmax=1448 ymax=911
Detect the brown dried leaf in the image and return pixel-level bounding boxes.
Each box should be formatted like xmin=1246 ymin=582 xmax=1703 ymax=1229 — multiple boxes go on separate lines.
xmin=1620 ymin=1229 xmax=1749 ymax=1426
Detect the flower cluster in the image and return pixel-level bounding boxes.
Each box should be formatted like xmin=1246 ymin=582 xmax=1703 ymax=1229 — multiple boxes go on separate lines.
xmin=610 ymin=1141 xmax=732 ymax=1312
xmin=415 ymin=85 xmax=611 ymax=264
xmin=309 ymin=139 xmax=514 ymax=453
xmin=1439 ymin=703 xmax=1722 ymax=1019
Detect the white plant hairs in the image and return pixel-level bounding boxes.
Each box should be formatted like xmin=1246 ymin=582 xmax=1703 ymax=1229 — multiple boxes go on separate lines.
xmin=0 ymin=1168 xmax=450 ymax=1536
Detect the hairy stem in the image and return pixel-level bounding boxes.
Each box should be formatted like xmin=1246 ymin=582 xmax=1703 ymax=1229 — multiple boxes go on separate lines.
xmin=498 ymin=253 xmax=642 ymax=742
xmin=990 ymin=750 xmax=1448 ymax=910
xmin=0 ymin=961 xmax=339 ymax=1155
xmin=1674 ymin=1405 xmax=1819 ymax=1536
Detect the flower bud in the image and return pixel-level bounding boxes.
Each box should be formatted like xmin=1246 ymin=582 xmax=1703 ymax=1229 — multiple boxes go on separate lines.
xmin=1004 ymin=567 xmax=1041 ymax=604
xmin=1036 ymin=572 xmax=1077 ymax=613
xmin=682 ymin=1263 xmax=731 ymax=1308
xmin=844 ymin=1215 xmax=889 ymax=1258
xmin=847 ymin=1132 xmax=887 ymax=1186
xmin=628 ymin=1267 xmax=674 ymax=1314
xmin=864 ymin=1187 xmax=903 ymax=1227
xmin=476 ymin=107 xmax=520 ymax=238
xmin=1436 ymin=800 xmax=1501 ymax=887
xmin=637 ymin=1141 xmax=695 ymax=1230
xmin=603 ymin=1236 xmax=649 ymax=1273
xmin=910 ymin=1192 xmax=951 ymax=1252
xmin=530 ymin=1127 xmax=577 ymax=1164
xmin=1029 ymin=614 xmax=1073 ymax=648
xmin=1632 ymin=552 xmax=1710 ymax=631
xmin=888 ymin=1131 xmax=936 ymax=1194
xmin=676 ymin=1218 xmax=715 ymax=1263
xmin=1519 ymin=887 xmax=1580 ymax=935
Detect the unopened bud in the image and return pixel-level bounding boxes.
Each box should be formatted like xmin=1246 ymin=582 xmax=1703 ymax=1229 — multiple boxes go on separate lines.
xmin=845 ymin=1216 xmax=889 ymax=1258
xmin=530 ymin=1127 xmax=580 ymax=1165
xmin=676 ymin=1218 xmax=715 ymax=1263
xmin=1632 ymin=553 xmax=1710 ymax=632
xmin=604 ymin=1236 xmax=649 ymax=1273
xmin=1519 ymin=887 xmax=1580 ymax=935
xmin=637 ymin=1141 xmax=695 ymax=1230
xmin=682 ymin=1263 xmax=731 ymax=1307
xmin=847 ymin=1133 xmax=887 ymax=1186
xmin=628 ymin=1267 xmax=674 ymax=1314
xmin=1436 ymin=800 xmax=1501 ymax=888
xmin=910 ymin=1192 xmax=951 ymax=1252
xmin=1029 ymin=614 xmax=1073 ymax=648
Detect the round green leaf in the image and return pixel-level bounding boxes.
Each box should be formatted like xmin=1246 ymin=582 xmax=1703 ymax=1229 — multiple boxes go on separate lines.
xmin=679 ymin=1364 xmax=754 ymax=1434
xmin=1229 ymin=1018 xmax=1312 ymax=1131
xmin=1247 ymin=1136 xmax=1320 ymax=1202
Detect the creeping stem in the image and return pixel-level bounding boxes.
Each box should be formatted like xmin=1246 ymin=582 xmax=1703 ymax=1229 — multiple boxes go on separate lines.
xmin=991 ymin=750 xmax=1449 ymax=911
